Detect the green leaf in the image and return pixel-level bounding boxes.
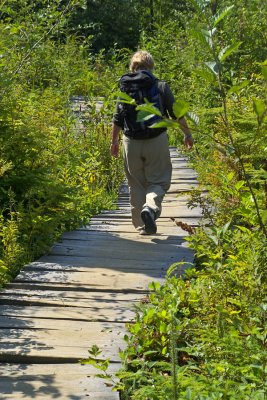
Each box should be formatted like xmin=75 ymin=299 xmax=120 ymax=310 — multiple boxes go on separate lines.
xmin=219 ymin=42 xmax=242 ymax=62
xmin=221 ymin=221 xmax=231 ymax=235
xmin=212 ymin=5 xmax=234 ymax=27
xmin=234 ymin=180 xmax=245 ymax=190
xmin=143 ymin=350 xmax=158 ymax=356
xmin=226 ymin=172 xmax=235 ymax=182
xmin=173 ymin=100 xmax=190 ymax=119
xmin=205 ymin=61 xmax=220 ymax=76
xmin=200 ymin=29 xmax=213 ymax=47
xmin=260 ymin=303 xmax=267 ymax=311
xmin=136 ymin=102 xmax=162 ymax=117
xmin=253 ymin=99 xmax=265 ymax=120
xmin=235 ymin=225 xmax=252 ymax=234
xmin=136 ymin=111 xmax=157 ymax=123
xmin=80 ymin=358 xmax=99 ymax=367
xmin=190 ymin=28 xmax=212 ymax=49
xmin=191 ymin=0 xmax=210 ymax=12
xmin=187 ymin=111 xmax=199 ymax=125
xmin=167 ymin=261 xmax=188 ymax=277
xmin=228 ymin=80 xmax=249 ymax=95
xmin=148 ymin=281 xmax=161 ymax=291
xmin=95 ymin=374 xmax=112 ymax=379
xmin=261 ymin=210 xmax=267 ymax=224
xmin=209 ymin=235 xmax=219 ymax=245
xmin=118 ymin=92 xmax=136 ymax=105
xmin=196 ymin=68 xmax=216 ymax=83
xmin=88 ymin=344 xmax=101 ymax=357
xmin=262 ymin=66 xmax=267 ymax=81
xmin=260 ymin=60 xmax=267 ymax=80
xmin=150 ymin=119 xmax=177 ymax=129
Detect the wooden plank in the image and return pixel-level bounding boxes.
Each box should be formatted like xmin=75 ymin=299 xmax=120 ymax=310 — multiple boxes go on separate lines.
xmin=0 ymin=303 xmax=134 ymax=322
xmin=168 ymin=184 xmax=199 ymax=193
xmin=0 ymin=363 xmax=120 ymax=400
xmin=0 ymin=329 xmax=124 ymax=361
xmin=170 ymin=177 xmax=198 ymax=183
xmin=160 ymin=208 xmax=202 ymax=218
xmin=61 ymin=230 xmax=187 ymax=242
xmin=5 ymin=281 xmax=151 ymax=295
xmin=30 ymin=256 xmax=175 ymax=270
xmin=0 ymin=288 xmax=146 ymax=303
xmin=86 ymin=217 xmax=200 ymax=226
xmin=0 ymin=315 xmax=126 ymax=331
xmin=0 ymin=292 xmax=143 ymax=309
xmin=13 ymin=269 xmax=166 ymax=291
xmin=93 ymin=207 xmax=201 ymax=219
xmin=0 ymin=318 xmax=126 ymax=362
xmin=52 ymin=237 xmax=187 ymax=251
xmin=171 ymin=169 xmax=197 ymax=175
xmin=58 ymin=228 xmax=186 ymax=241
xmin=78 ymin=220 xmax=200 ymax=233
xmin=49 ymin=243 xmax=192 ymax=263
xmin=22 ymin=259 xmax=170 ymax=272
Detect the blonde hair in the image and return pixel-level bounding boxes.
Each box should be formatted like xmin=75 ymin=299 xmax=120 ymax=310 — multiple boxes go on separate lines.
xmin=129 ymin=50 xmax=154 ymax=72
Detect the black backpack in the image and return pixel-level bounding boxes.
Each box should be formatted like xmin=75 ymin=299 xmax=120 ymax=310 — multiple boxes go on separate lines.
xmin=119 ymin=70 xmax=165 ymax=139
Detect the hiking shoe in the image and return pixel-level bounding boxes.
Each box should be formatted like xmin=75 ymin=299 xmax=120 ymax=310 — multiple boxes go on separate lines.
xmin=140 ymin=207 xmax=157 ymax=235
xmin=139 ymin=228 xmax=150 ymax=236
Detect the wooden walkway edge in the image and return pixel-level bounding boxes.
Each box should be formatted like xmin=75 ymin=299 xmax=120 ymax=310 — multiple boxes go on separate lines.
xmin=0 ymin=148 xmax=201 ymax=399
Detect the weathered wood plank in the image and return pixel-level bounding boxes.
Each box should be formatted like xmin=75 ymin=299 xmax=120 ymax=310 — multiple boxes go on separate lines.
xmin=0 ymin=315 xmax=126 ymax=331
xmin=0 ymin=292 xmax=143 ymax=309
xmin=0 ymin=288 xmax=146 ymax=303
xmin=14 ymin=268 xmax=165 ymax=290
xmin=51 ymin=237 xmax=188 ymax=252
xmin=92 ymin=207 xmax=201 ymax=219
xmin=23 ymin=257 xmax=172 ymax=271
xmin=0 ymin=363 xmax=120 ymax=400
xmin=61 ymin=230 xmax=187 ymax=243
xmin=49 ymin=243 xmax=192 ymax=263
xmin=22 ymin=259 xmax=170 ymax=272
xmin=0 ymin=316 xmax=126 ymax=362
xmin=85 ymin=218 xmax=200 ymax=229
xmin=0 ymin=303 xmax=134 ymax=322
xmin=5 ymin=281 xmax=151 ymax=295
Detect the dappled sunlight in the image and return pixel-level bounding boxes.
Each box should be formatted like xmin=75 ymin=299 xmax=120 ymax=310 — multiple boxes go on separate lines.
xmin=0 ymin=149 xmax=200 ymax=399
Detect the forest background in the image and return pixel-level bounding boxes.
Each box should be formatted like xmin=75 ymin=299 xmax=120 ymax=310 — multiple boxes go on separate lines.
xmin=0 ymin=0 xmax=266 ymax=398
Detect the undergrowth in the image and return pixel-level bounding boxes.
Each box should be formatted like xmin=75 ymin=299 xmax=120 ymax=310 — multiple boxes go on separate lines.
xmin=0 ymin=6 xmax=125 ymax=285
xmin=82 ymin=1 xmax=267 ymax=398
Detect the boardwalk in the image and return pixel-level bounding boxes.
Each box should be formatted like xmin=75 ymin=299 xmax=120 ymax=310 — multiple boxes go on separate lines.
xmin=0 ymin=148 xmax=201 ymax=399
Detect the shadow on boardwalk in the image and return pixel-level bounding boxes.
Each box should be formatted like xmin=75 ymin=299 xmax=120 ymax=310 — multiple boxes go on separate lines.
xmin=0 ymin=150 xmax=200 ymax=399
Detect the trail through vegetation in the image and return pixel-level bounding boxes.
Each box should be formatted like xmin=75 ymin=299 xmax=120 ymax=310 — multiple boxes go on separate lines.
xmin=0 ymin=0 xmax=266 ymax=398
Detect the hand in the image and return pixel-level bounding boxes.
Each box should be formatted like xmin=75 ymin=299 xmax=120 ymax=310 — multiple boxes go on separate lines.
xmin=184 ymin=135 xmax=193 ymax=150
xmin=110 ymin=142 xmax=120 ymax=157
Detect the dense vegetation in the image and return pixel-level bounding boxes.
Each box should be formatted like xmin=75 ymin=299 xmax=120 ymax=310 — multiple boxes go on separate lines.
xmin=1 ymin=0 xmax=266 ymax=398
xmin=112 ymin=1 xmax=267 ymax=398
xmin=0 ymin=0 xmax=125 ymax=284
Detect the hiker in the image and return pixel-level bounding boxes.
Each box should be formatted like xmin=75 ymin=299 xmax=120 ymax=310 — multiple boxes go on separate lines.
xmin=111 ymin=50 xmax=193 ymax=235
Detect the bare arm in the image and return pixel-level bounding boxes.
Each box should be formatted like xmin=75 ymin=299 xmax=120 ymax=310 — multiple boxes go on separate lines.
xmin=179 ymin=117 xmax=194 ymax=149
xmin=110 ymin=123 xmax=122 ymax=157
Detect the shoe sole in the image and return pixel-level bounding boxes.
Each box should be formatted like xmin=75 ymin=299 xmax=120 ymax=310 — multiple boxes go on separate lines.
xmin=141 ymin=210 xmax=157 ymax=234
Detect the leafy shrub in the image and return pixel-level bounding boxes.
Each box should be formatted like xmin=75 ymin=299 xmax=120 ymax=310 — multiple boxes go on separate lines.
xmin=117 ymin=225 xmax=266 ymax=399
xmin=0 ymin=6 xmax=125 ymax=285
xmin=112 ymin=2 xmax=267 ymax=399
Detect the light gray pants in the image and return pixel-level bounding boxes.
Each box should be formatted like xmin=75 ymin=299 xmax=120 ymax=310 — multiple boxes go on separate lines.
xmin=123 ymin=132 xmax=172 ymax=229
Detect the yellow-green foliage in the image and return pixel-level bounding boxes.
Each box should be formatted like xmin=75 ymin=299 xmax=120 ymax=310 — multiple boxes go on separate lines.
xmin=0 ymin=7 xmax=125 ymax=285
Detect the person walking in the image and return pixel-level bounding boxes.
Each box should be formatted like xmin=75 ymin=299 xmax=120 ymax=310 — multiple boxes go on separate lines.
xmin=111 ymin=50 xmax=193 ymax=235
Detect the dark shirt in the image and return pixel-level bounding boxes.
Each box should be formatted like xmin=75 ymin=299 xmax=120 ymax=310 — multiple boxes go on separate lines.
xmin=113 ymin=79 xmax=176 ymax=129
